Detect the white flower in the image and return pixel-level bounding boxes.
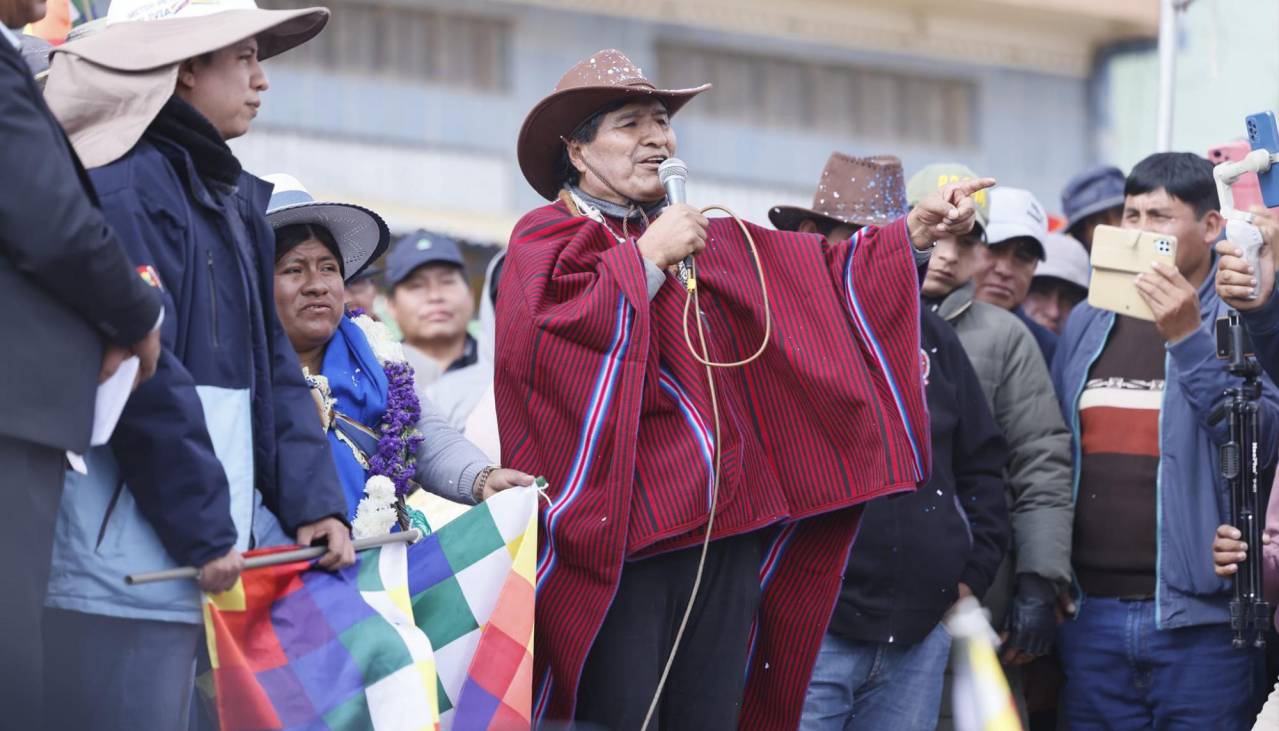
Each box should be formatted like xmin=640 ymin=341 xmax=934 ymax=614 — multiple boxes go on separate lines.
xmin=353 ymin=314 xmax=405 ymax=365
xmin=351 ymin=475 xmax=398 ymax=538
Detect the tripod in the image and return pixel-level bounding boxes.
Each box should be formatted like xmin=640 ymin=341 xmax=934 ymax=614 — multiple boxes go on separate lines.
xmin=1212 ymin=312 xmax=1270 ymax=649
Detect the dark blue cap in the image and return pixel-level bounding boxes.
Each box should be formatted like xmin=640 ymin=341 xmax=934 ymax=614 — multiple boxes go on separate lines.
xmin=1061 ymin=165 xmax=1126 ymax=234
xmin=385 ymin=229 xmax=466 ymax=287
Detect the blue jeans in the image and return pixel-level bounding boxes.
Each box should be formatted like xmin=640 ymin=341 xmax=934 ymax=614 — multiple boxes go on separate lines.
xmin=1058 ymin=597 xmax=1258 ymax=731
xmin=800 ymin=623 xmax=953 ymax=731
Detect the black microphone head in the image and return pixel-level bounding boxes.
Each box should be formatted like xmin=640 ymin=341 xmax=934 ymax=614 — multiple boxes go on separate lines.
xmin=658 ymin=157 xmax=688 ymax=185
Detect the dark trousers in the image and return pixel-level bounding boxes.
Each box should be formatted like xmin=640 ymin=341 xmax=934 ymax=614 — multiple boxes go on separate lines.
xmin=43 ymin=608 xmax=202 ymax=730
xmin=0 ymin=436 xmax=65 ymax=730
xmin=575 ymin=532 xmax=762 ymax=731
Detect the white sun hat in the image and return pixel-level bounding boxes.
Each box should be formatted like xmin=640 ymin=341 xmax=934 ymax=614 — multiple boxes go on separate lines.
xmin=265 ymin=174 xmax=391 ymax=283
xmin=44 ymin=0 xmax=328 ymax=168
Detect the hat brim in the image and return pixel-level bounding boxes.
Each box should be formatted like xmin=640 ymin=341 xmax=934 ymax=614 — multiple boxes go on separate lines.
xmin=767 ymin=205 xmax=849 ymax=231
xmin=1065 ymin=195 xmax=1125 ymax=234
xmin=768 ymin=204 xmax=905 ymax=232
xmin=986 ymin=224 xmax=1047 ymax=260
xmin=268 ymin=202 xmax=391 ymax=283
xmin=1033 ymin=270 xmax=1091 ymax=292
xmin=56 ymin=7 xmax=329 ymax=71
xmin=517 ymin=83 xmax=711 ymax=201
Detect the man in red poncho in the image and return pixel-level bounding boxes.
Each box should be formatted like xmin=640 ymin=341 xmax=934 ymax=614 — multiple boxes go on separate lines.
xmin=497 ymin=49 xmax=994 ymax=730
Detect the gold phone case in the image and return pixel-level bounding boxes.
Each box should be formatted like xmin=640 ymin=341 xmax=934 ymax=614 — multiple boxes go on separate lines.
xmin=1087 ymin=225 xmax=1177 ymax=322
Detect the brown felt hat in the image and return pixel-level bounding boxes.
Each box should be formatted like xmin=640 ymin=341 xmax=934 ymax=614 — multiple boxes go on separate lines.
xmin=517 ymin=49 xmax=711 ymax=201
xmin=770 ymin=153 xmax=908 ymax=232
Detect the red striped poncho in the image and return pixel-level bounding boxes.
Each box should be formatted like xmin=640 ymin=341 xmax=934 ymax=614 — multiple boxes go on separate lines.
xmin=495 ymin=199 xmax=931 ymax=729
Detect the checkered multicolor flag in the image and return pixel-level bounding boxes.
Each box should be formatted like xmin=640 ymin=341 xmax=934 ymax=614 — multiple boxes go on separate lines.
xmin=203 ymin=486 xmax=537 ymax=730
xmin=408 ymin=486 xmax=536 ymax=729
xmin=202 ymin=543 xmax=439 ymax=730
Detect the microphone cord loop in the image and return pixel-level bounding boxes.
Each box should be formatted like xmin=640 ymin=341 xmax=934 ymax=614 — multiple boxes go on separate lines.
xmin=641 ymin=205 xmax=772 ymax=731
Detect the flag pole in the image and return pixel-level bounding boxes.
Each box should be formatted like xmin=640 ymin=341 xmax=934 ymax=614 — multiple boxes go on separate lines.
xmin=1156 ymin=0 xmax=1187 ymax=152
xmin=124 ymin=529 xmax=423 ymax=586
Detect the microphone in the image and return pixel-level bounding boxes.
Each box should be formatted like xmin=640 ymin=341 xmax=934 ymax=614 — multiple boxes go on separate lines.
xmin=658 ymin=157 xmax=692 ymax=284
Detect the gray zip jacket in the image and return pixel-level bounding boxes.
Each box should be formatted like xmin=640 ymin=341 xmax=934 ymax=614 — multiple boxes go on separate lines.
xmin=930 ymin=281 xmax=1074 ymax=621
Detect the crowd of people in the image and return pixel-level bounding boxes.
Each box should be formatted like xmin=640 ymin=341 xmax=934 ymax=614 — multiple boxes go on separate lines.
xmin=7 ymin=0 xmax=1279 ymax=729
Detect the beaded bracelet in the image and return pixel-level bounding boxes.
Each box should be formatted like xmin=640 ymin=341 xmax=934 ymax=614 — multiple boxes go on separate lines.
xmin=472 ymin=465 xmax=497 ymax=503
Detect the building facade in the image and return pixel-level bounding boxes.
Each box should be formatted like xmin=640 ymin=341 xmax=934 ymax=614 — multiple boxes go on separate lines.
xmin=235 ymin=0 xmax=1156 ymax=244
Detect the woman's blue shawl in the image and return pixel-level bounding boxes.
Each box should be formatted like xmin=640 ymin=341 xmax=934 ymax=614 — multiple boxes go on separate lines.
xmin=321 ymin=316 xmax=389 ymax=517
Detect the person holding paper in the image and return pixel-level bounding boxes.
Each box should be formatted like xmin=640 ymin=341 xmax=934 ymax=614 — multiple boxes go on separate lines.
xmin=37 ymin=1 xmax=354 ymax=728
xmin=0 ymin=0 xmax=164 ymax=727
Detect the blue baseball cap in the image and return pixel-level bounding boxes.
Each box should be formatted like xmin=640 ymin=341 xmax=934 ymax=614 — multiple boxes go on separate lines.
xmin=386 ymin=229 xmax=467 ymax=287
xmin=1061 ymin=165 xmax=1126 ymax=235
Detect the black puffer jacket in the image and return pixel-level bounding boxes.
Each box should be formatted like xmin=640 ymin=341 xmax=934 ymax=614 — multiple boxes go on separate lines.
xmin=830 ymin=309 xmax=1010 ymax=645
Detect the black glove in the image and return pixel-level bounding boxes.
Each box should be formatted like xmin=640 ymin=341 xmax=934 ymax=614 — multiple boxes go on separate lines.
xmin=1004 ymin=573 xmax=1058 ymax=658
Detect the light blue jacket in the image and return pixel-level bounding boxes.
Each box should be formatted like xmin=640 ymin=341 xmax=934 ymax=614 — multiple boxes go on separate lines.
xmin=1051 ymin=269 xmax=1279 ymax=629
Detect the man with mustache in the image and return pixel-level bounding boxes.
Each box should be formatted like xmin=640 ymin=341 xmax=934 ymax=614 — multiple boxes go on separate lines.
xmin=503 ymin=49 xmax=992 ymax=729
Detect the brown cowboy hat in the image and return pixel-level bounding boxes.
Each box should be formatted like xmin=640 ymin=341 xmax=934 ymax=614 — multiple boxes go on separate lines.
xmin=517 ymin=49 xmax=711 ymax=201
xmin=770 ymin=153 xmax=908 ymax=232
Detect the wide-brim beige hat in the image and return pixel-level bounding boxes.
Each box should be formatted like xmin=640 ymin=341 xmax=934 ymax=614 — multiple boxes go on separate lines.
xmin=44 ymin=0 xmax=327 ymax=169
xmin=517 ymin=49 xmax=710 ymax=201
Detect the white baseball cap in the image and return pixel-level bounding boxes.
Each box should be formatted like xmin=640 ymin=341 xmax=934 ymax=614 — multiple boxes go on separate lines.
xmin=1034 ymin=232 xmax=1091 ymax=290
xmin=986 ymin=186 xmax=1048 ymax=260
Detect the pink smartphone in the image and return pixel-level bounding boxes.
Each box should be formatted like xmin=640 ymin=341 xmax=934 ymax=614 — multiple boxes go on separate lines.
xmin=1208 ymin=140 xmax=1265 ymax=213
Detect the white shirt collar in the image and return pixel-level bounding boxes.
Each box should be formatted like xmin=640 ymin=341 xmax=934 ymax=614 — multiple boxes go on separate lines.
xmin=0 ymin=25 xmax=21 ymax=50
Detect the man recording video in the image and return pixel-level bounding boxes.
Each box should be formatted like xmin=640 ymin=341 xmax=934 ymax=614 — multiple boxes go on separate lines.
xmin=1053 ymin=151 xmax=1279 ymax=728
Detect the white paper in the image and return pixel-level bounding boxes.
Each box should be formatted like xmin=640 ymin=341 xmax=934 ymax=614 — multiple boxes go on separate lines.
xmin=92 ymin=355 xmax=139 ymax=446
xmin=66 ymin=356 xmax=140 ymax=476
xmin=66 ymin=452 xmax=87 ymax=475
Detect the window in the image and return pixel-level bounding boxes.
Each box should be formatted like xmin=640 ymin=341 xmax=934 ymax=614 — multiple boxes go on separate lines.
xmin=264 ymin=0 xmax=511 ymax=92
xmin=656 ymin=43 xmax=977 ymax=148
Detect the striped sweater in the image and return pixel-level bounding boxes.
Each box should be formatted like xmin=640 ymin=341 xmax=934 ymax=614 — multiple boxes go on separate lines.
xmin=495 ymin=201 xmax=931 ymax=729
